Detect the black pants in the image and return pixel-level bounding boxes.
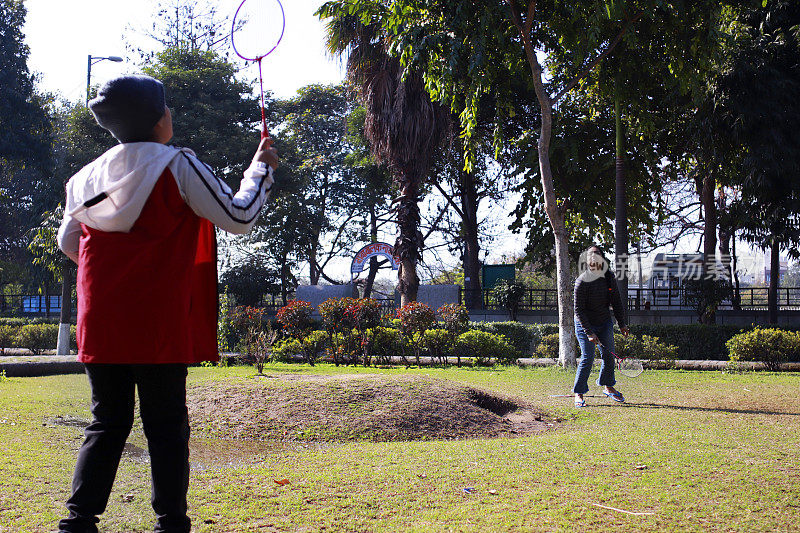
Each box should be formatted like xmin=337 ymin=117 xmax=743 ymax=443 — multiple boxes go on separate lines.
xmin=59 ymin=364 xmax=191 ymax=533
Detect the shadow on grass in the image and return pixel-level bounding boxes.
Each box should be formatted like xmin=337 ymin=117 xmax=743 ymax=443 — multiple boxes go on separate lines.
xmin=622 ymin=402 xmax=800 ymax=417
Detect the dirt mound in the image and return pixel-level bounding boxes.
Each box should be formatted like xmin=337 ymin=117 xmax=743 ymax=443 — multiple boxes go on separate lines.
xmin=187 ymin=374 xmax=553 ymax=442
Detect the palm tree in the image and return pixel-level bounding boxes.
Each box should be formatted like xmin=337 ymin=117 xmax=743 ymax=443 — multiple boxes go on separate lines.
xmin=319 ymin=5 xmax=449 ymax=305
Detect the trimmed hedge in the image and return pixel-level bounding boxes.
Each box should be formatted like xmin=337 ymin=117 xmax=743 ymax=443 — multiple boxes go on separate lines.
xmin=471 ymin=321 xmax=558 ymax=354
xmin=727 ymin=328 xmax=800 ymax=370
xmin=471 ymin=321 xmax=800 ymax=361
xmin=626 ymin=324 xmax=800 ymax=361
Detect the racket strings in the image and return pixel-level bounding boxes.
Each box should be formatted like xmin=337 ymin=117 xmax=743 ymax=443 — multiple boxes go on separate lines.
xmin=231 ymin=0 xmax=286 ymax=61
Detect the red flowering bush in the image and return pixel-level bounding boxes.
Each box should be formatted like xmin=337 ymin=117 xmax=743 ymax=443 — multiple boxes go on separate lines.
xmin=231 ymin=306 xmax=278 ymax=373
xmin=437 ymin=303 xmax=470 ymax=337
xmin=345 ymin=298 xmax=382 ymax=332
xmin=345 ymin=298 xmax=383 ymax=365
xmin=318 ymin=297 xmax=357 ymax=334
xmin=396 ymin=302 xmax=436 ymax=365
xmin=276 ymin=300 xmax=314 ymax=339
xmin=397 ymin=301 xmax=436 ymax=337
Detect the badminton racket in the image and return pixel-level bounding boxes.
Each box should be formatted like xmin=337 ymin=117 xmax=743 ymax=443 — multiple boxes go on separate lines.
xmin=592 ymin=339 xmax=644 ymax=378
xmin=231 ymin=0 xmax=286 ymax=139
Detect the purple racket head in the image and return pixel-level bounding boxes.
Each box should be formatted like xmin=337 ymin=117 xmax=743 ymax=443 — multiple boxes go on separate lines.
xmin=231 ymin=0 xmax=286 ymax=62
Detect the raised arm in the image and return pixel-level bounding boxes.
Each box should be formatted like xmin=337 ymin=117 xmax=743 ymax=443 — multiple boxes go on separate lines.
xmin=172 ymin=137 xmax=279 ymax=235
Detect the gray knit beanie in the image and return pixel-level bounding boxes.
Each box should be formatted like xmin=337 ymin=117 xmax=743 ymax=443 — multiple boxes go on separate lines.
xmin=89 ymin=75 xmax=166 ymax=143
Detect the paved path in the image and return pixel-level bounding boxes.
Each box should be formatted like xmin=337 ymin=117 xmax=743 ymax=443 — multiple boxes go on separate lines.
xmin=2 ymin=354 xmax=798 ymax=377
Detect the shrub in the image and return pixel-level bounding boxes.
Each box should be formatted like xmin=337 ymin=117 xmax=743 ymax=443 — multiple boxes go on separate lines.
xmin=612 ymin=334 xmax=679 ymax=368
xmin=437 ymin=304 xmax=469 ymax=337
xmin=626 ymin=324 xmax=748 ymax=360
xmin=726 ymin=327 xmax=800 ymax=371
xmin=640 ymin=335 xmax=680 ymax=364
xmin=612 ymin=333 xmax=643 ymax=360
xmin=0 ymin=318 xmax=27 ymax=327
xmin=344 ymin=298 xmax=382 ymax=332
xmin=233 ymin=307 xmax=278 ymax=374
xmin=276 ymin=300 xmax=315 ymax=339
xmin=345 ymin=299 xmax=383 ymax=366
xmin=455 ymin=330 xmax=519 ymax=366
xmin=300 ymin=330 xmax=329 ymax=366
xmin=217 ymin=286 xmax=236 ymax=356
xmin=397 ymin=302 xmax=436 ymax=365
xmin=0 ymin=325 xmax=18 ymax=355
xmin=272 ymin=338 xmax=303 ymax=362
xmin=319 ymin=297 xmax=358 ymax=332
xmin=423 ymin=328 xmax=453 ymax=364
xmin=363 ymin=326 xmax=406 ymax=365
xmin=535 ymin=333 xmax=560 ymax=359
xmin=397 ymin=302 xmax=436 ymax=336
xmin=17 ymin=324 xmax=58 ymax=355
xmin=319 ymin=298 xmax=359 ymax=365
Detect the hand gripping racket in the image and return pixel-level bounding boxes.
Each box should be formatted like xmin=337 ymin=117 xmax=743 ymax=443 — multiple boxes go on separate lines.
xmin=592 ymin=338 xmax=644 ymax=378
xmin=231 ymin=0 xmax=286 ymax=139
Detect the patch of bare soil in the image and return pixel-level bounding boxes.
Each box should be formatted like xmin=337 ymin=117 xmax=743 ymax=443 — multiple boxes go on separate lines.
xmin=187 ymin=374 xmax=554 ymax=442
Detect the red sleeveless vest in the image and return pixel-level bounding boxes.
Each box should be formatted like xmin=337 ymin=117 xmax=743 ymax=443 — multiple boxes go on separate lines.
xmin=76 ymin=169 xmax=218 ymax=364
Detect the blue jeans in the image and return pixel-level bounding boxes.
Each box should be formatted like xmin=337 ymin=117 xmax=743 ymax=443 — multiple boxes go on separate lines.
xmin=573 ymin=318 xmax=616 ymax=394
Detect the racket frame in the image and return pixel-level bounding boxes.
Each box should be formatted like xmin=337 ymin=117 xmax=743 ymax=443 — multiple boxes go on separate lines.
xmin=593 ymin=339 xmax=644 ymax=378
xmin=231 ymin=0 xmax=286 ymax=138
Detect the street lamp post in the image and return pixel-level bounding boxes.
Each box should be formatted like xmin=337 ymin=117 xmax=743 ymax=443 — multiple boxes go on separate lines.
xmin=56 ymin=54 xmax=124 ymax=356
xmin=86 ymin=54 xmax=123 ymax=106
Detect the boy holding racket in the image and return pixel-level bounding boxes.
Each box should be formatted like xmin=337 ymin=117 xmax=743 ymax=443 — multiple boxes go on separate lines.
xmin=56 ymin=75 xmax=278 ymax=533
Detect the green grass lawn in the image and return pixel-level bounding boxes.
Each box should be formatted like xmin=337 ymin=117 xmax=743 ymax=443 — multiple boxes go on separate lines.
xmin=1 ymin=364 xmax=798 ymax=532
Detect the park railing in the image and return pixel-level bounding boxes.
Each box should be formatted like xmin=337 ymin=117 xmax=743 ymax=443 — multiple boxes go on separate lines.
xmin=0 ymin=294 xmax=77 ymax=317
xmin=459 ymin=287 xmax=800 ymax=312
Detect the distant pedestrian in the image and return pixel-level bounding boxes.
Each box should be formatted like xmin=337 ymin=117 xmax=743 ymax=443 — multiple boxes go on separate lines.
xmin=573 ymin=245 xmax=629 ymax=407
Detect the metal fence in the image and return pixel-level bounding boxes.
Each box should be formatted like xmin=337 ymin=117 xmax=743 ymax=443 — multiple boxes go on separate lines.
xmin=460 ymin=287 xmax=800 ymax=312
xmin=0 ymin=294 xmax=77 ymax=317
xmin=5 ymin=287 xmax=799 ymax=318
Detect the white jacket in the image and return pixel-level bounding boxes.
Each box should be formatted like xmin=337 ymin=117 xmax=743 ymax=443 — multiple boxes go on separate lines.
xmin=57 ymin=142 xmax=273 ymax=260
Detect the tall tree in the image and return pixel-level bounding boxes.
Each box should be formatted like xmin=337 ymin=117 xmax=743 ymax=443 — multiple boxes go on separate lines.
xmin=141 ymin=47 xmax=262 ymax=184
xmin=342 ymin=105 xmax=394 ymax=297
xmin=705 ymin=0 xmax=800 ymax=323
xmin=272 ymin=85 xmax=362 ymax=285
xmin=128 ymin=0 xmax=234 ymax=58
xmin=0 ymin=0 xmax=52 ymax=263
xmin=318 ymin=4 xmax=450 ymax=305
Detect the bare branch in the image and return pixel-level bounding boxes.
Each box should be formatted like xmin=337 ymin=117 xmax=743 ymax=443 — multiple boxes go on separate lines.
xmin=433 ymin=182 xmax=465 ymax=219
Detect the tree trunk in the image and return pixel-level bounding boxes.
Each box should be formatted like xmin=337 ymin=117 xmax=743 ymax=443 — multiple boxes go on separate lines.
xmin=614 ymin=75 xmax=629 ymax=323
xmin=280 ymin=253 xmax=289 ymax=305
xmin=395 ymin=175 xmax=421 ymax=306
xmin=44 ymin=281 xmax=50 ymax=319
xmin=514 ymin=6 xmax=577 ymax=366
xmin=363 ymin=205 xmax=379 ymax=298
xmin=461 ymin=166 xmax=481 ymax=309
xmin=700 ymin=173 xmax=717 ymax=324
xmin=56 ymin=260 xmax=72 ymax=355
xmin=309 ymin=243 xmax=320 ymax=285
xmin=731 ymin=233 xmax=741 ymax=310
xmin=769 ymin=238 xmax=779 ymax=324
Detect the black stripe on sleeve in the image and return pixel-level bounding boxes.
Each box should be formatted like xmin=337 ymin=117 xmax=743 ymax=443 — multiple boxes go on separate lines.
xmin=182 ymin=152 xmax=269 ymax=211
xmin=180 ymin=152 xmax=269 ymax=225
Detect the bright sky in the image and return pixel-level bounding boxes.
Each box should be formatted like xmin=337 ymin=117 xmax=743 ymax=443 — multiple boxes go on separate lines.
xmin=23 ymin=0 xmax=346 ymax=103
